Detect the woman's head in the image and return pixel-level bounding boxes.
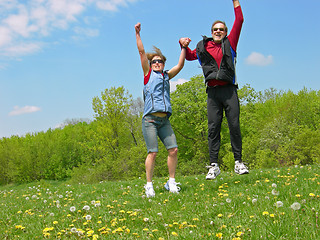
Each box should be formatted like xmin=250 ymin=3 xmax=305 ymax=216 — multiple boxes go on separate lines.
xmin=147 ymin=46 xmax=166 ymax=71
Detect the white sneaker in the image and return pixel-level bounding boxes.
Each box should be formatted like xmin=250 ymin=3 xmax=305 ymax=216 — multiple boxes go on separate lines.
xmin=144 ymin=185 xmax=155 ymax=198
xmin=206 ymin=163 xmax=221 ymax=180
xmin=164 ymin=181 xmax=181 ymax=193
xmin=234 ymin=161 xmax=249 ymax=175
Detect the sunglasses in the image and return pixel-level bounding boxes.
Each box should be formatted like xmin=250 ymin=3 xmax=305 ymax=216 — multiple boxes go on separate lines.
xmin=213 ymin=28 xmax=225 ymax=32
xmin=151 ymin=59 xmax=164 ymax=64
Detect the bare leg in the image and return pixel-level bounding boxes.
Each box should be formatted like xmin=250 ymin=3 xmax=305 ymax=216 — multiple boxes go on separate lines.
xmin=145 ymin=152 xmax=157 ymax=182
xmin=167 ymin=147 xmax=178 ymax=178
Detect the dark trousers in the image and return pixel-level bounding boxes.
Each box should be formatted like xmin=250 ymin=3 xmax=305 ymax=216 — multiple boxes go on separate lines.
xmin=207 ymin=85 xmax=242 ymax=164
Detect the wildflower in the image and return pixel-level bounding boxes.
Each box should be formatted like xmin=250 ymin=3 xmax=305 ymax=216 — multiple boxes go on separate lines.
xmin=270 ymin=214 xmax=275 ymax=218
xmin=53 ymin=221 xmax=58 ymax=225
xmin=70 ymin=206 xmax=76 ymax=212
xmin=216 ymin=232 xmax=223 ymax=238
xmin=143 ymin=218 xmax=149 ymax=222
xmin=71 ymin=228 xmax=77 ymax=233
xmin=271 ymin=189 xmax=279 ymax=196
xmin=85 ymin=215 xmax=92 ymax=221
xmin=171 ymin=232 xmax=178 ymax=236
xmin=83 ymin=205 xmax=90 ymax=211
xmin=262 ymin=211 xmax=269 ymax=216
xmin=275 ymin=201 xmax=283 ymax=208
xmin=236 ymin=231 xmax=244 ymax=237
xmin=309 ymin=193 xmax=316 ymax=197
xmin=252 ymin=198 xmax=257 ymax=204
xmin=15 ymin=225 xmax=25 ymax=230
xmin=290 ymin=202 xmax=301 ymax=210
xmin=217 ymin=213 xmax=223 ymax=218
xmin=157 ymin=212 xmax=162 ymax=217
xmin=272 ymin=183 xmax=277 ymax=188
xmin=226 ymin=198 xmax=232 ymax=203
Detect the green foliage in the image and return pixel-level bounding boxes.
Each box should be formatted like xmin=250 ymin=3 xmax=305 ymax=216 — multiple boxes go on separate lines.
xmin=0 ymin=79 xmax=320 ymax=185
xmin=170 ymin=75 xmax=209 ymax=174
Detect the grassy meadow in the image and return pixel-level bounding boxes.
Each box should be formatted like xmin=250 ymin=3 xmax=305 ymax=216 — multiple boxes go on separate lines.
xmin=0 ymin=164 xmax=319 ymax=239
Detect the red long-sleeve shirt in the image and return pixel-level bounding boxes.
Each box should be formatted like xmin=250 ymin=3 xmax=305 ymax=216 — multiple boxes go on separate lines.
xmin=186 ymin=6 xmax=244 ymax=86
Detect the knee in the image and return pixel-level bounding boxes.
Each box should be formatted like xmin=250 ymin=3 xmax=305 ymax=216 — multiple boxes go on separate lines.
xmin=148 ymin=152 xmax=157 ymax=160
xmin=168 ymin=147 xmax=178 ymax=157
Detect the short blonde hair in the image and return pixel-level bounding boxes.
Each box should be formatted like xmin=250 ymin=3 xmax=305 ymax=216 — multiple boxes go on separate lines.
xmin=146 ymin=46 xmax=166 ymax=65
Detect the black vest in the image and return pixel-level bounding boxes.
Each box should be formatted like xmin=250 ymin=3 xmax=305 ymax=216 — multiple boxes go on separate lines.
xmin=196 ymin=36 xmax=236 ymax=85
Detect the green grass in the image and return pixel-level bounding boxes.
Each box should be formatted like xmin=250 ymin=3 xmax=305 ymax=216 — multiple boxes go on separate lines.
xmin=0 ymin=165 xmax=319 ymax=239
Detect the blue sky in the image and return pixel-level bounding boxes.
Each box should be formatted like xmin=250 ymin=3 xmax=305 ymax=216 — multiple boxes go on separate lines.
xmin=0 ymin=0 xmax=319 ymax=138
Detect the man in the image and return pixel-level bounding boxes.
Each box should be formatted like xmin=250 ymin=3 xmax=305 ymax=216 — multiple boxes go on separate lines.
xmin=179 ymin=0 xmax=248 ymax=180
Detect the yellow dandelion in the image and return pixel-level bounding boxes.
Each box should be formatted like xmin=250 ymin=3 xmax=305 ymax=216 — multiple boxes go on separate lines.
xmin=236 ymin=231 xmax=244 ymax=236
xmin=193 ymin=218 xmax=199 ymax=221
xmin=171 ymin=232 xmax=178 ymax=236
xmin=309 ymin=193 xmax=315 ymax=197
xmin=217 ymin=213 xmax=223 ymax=218
xmin=270 ymin=214 xmax=275 ymax=218
xmin=262 ymin=211 xmax=269 ymax=216
xmin=216 ymin=232 xmax=223 ymax=238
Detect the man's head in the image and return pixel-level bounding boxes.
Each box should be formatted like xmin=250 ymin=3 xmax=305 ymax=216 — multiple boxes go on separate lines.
xmin=211 ymin=20 xmax=228 ymax=43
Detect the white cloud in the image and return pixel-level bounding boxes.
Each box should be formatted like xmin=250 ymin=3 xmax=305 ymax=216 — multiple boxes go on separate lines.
xmin=170 ymin=78 xmax=189 ymax=92
xmin=9 ymin=105 xmax=41 ymax=116
xmin=3 ymin=42 xmax=43 ymax=56
xmin=0 ymin=0 xmax=138 ymax=57
xmin=73 ymin=26 xmax=100 ymax=38
xmin=245 ymin=52 xmax=273 ymax=66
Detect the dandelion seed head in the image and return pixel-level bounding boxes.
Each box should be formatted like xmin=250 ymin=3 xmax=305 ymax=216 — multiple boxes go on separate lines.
xmin=290 ymin=202 xmax=301 ymax=210
xmin=83 ymin=205 xmax=90 ymax=211
xmin=275 ymin=201 xmax=283 ymax=208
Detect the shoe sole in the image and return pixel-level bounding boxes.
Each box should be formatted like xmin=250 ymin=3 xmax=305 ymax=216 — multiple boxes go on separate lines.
xmin=235 ymin=171 xmax=249 ymax=175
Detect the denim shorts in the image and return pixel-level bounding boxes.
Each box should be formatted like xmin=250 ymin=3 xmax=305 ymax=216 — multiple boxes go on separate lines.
xmin=142 ymin=114 xmax=178 ymax=153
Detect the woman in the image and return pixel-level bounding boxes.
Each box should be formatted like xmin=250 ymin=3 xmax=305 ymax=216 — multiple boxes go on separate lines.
xmin=135 ymin=22 xmax=189 ymax=197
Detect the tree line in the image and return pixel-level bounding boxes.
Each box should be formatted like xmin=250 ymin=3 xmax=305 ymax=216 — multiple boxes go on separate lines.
xmin=0 ymin=75 xmax=319 ymax=185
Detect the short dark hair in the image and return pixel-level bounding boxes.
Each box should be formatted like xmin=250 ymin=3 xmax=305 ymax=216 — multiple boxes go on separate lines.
xmin=211 ymin=20 xmax=228 ymax=33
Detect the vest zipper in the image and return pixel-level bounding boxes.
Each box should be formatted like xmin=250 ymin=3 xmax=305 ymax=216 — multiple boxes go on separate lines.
xmin=162 ymin=75 xmax=166 ymax=112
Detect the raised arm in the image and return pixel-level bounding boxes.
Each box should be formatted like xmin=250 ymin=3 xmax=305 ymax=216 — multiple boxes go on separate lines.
xmin=135 ymin=22 xmax=149 ymax=76
xmin=167 ymin=39 xmax=190 ymax=79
